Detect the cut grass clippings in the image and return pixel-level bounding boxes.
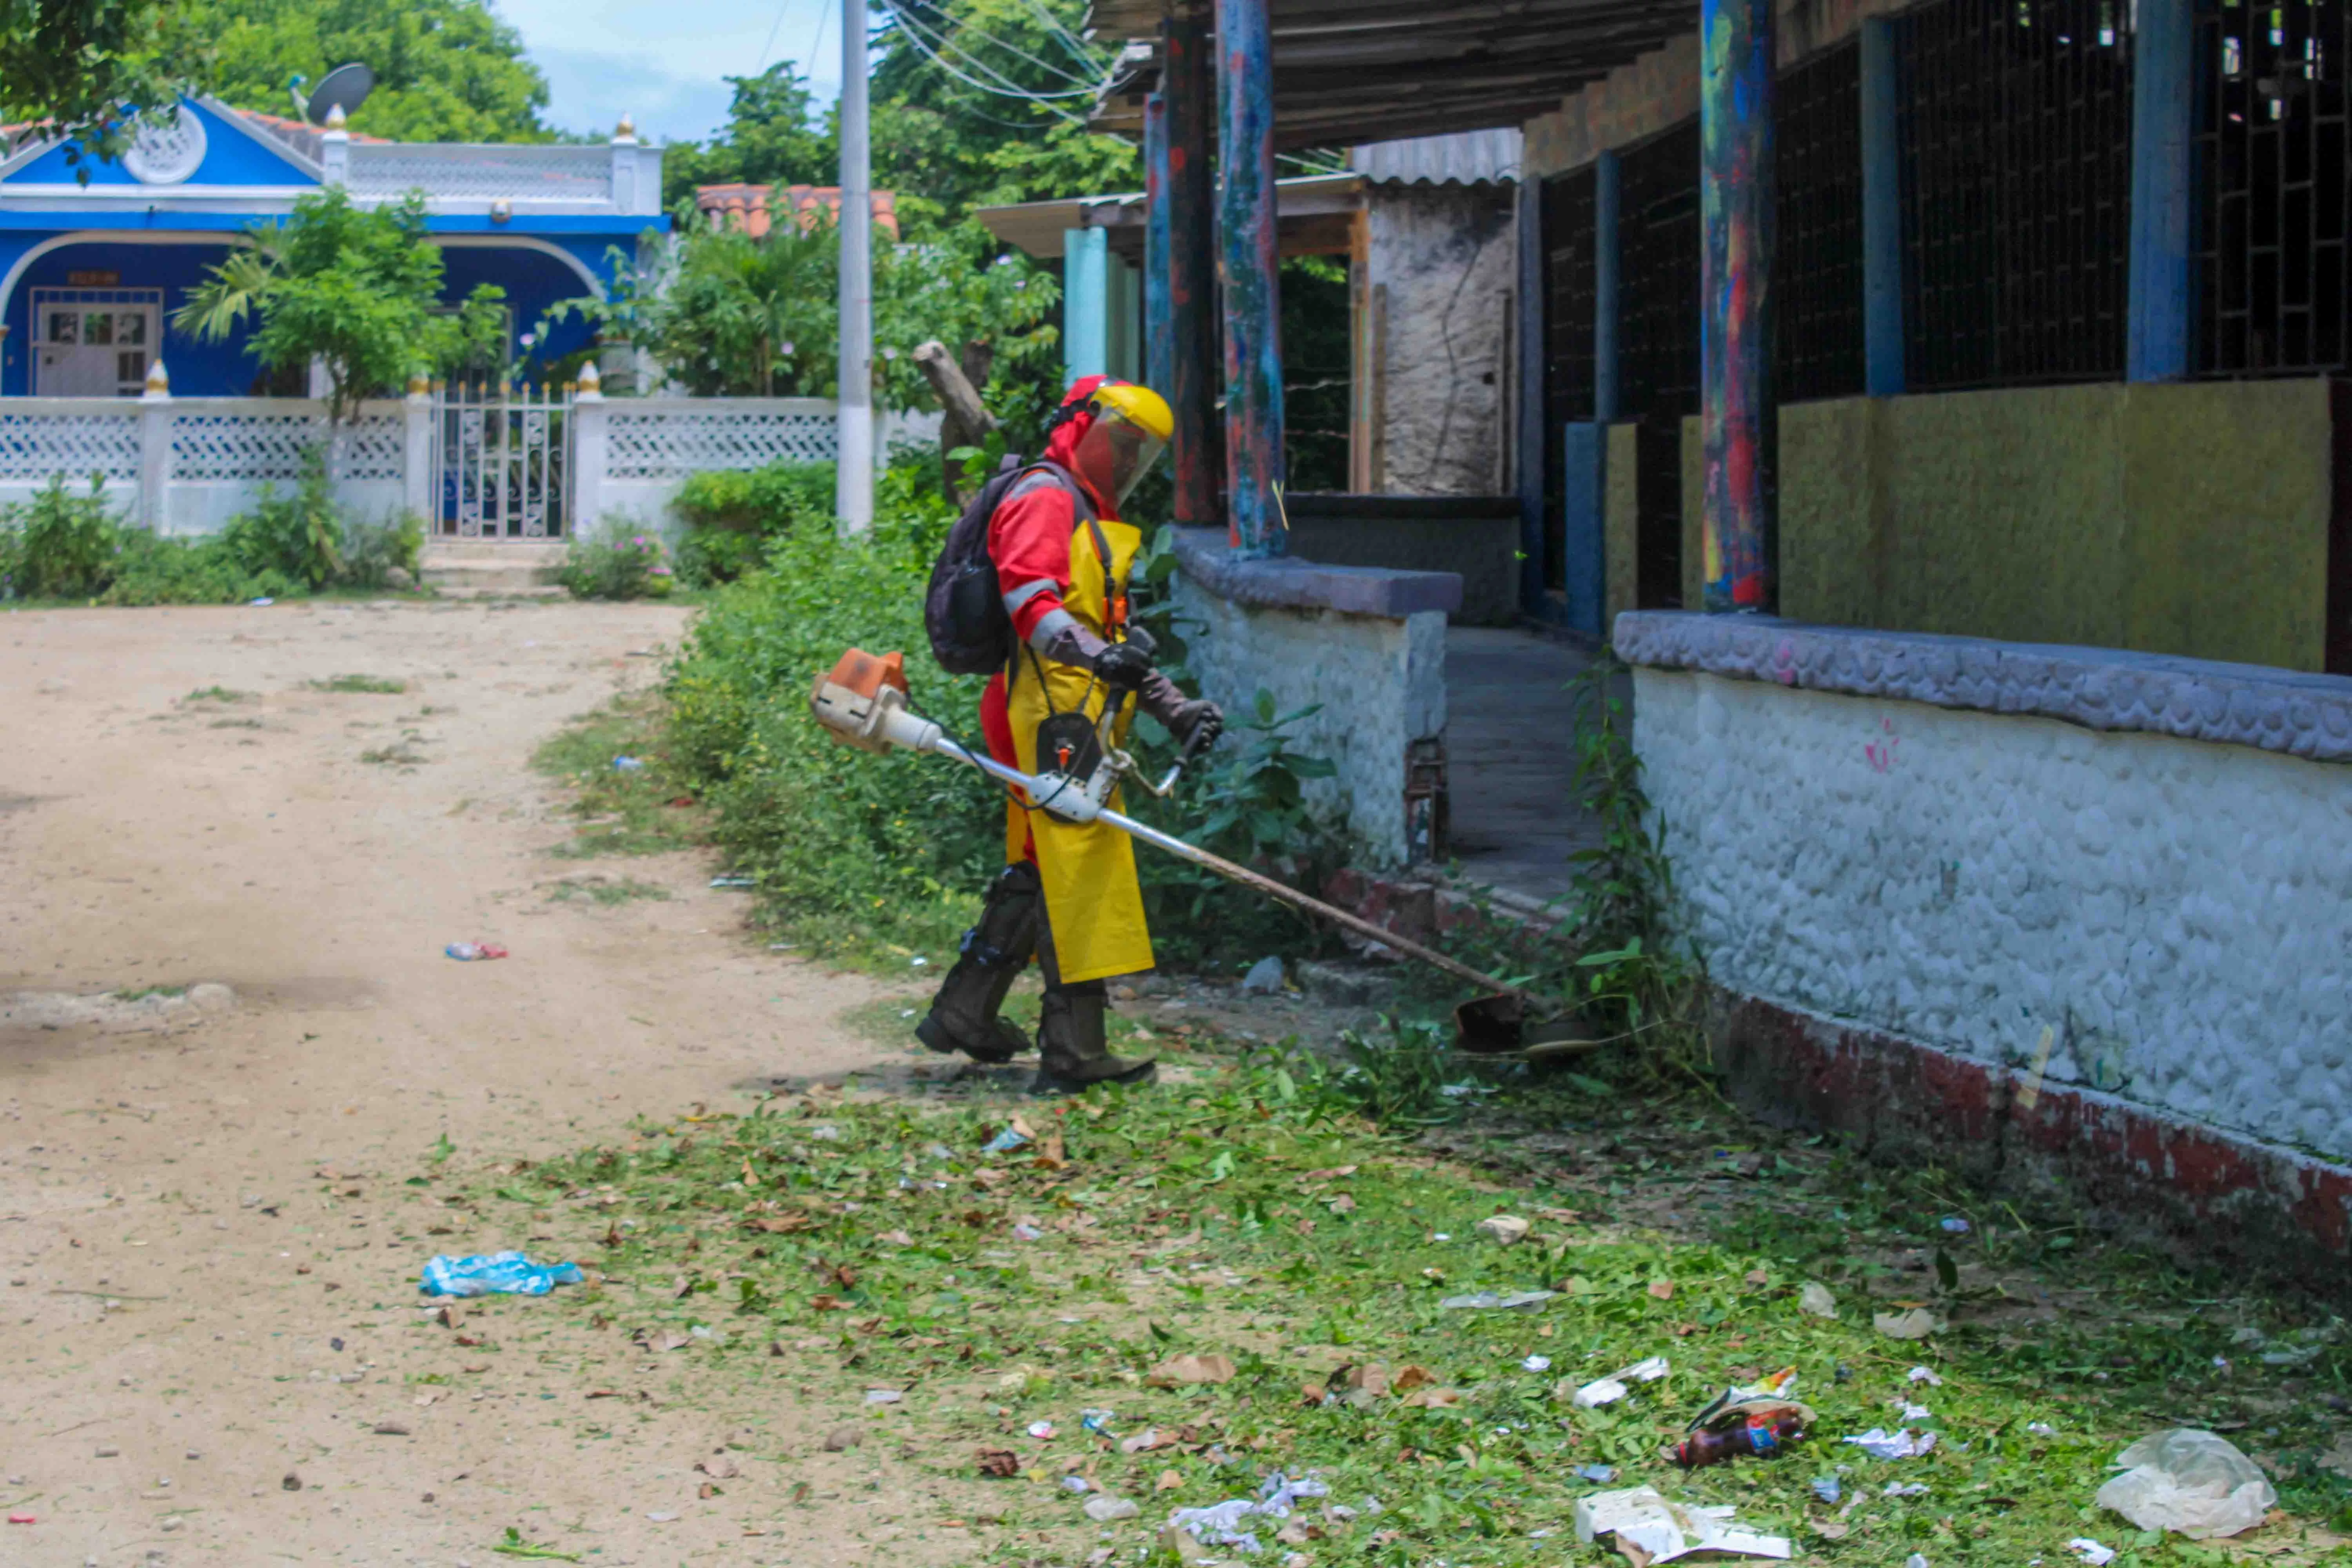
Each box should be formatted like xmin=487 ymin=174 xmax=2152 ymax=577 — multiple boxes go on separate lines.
xmin=544 ymin=876 xmax=671 ymax=906
xmin=532 ymin=694 xmax=701 ymax=860
xmin=466 ymin=1042 xmax=2352 ymax=1568
xmin=311 ymin=674 xmax=409 ymax=694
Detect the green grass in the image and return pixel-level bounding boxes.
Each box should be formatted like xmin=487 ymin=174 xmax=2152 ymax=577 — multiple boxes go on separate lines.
xmin=463 ymin=1040 xmax=2352 ymax=1568
xmin=110 ymin=984 xmax=186 ymax=1002
xmin=544 ymin=875 xmax=672 ymax=906
xmin=531 ymin=694 xmax=700 ymax=860
xmin=185 ymin=685 xmax=254 ymax=703
xmin=209 ymin=718 xmax=265 ymax=730
xmin=311 ymin=673 xmax=408 ymax=695
xmin=359 ymin=738 xmax=428 ymax=766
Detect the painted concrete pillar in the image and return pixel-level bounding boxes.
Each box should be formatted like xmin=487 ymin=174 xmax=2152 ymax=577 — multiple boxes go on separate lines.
xmin=569 ymin=372 xmax=606 ymax=532
xmin=1559 ymin=152 xmax=1623 ymax=639
xmin=1216 ymin=0 xmax=1285 ymax=556
xmin=1700 ymin=0 xmax=1778 ymax=613
xmin=137 ymin=366 xmax=171 ymax=531
xmin=1144 ymin=92 xmax=1174 ymax=398
xmin=1162 ymin=8 xmax=1221 ymax=529
xmin=1064 ymin=225 xmax=1109 ymax=385
xmin=2127 ymin=0 xmax=2196 ymax=381
xmin=402 ymin=376 xmax=436 ymax=523
xmin=1860 ymin=17 xmax=1905 ymax=397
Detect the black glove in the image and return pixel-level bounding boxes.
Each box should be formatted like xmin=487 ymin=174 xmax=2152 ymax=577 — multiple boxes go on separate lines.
xmin=1168 ymin=698 xmax=1223 ymax=752
xmin=1092 ymin=639 xmax=1156 ymax=692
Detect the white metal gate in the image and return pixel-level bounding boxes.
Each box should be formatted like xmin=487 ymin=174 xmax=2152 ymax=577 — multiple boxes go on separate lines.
xmin=430 ymin=381 xmax=571 ymax=539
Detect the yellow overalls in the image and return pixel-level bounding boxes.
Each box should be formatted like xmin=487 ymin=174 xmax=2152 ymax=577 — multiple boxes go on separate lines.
xmin=1001 ymin=515 xmax=1153 ymax=984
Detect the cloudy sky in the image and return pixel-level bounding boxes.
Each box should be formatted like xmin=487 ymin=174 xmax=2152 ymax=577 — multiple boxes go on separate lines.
xmin=497 ymin=0 xmax=849 ymax=146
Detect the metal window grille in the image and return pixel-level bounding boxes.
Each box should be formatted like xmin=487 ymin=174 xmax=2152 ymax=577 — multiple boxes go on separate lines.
xmin=1541 ymin=167 xmax=1598 ymax=593
xmin=1779 ymin=43 xmax=1869 ymax=402
xmin=2196 ymin=0 xmax=2352 ymax=374
xmin=1897 ymin=0 xmax=2135 ymax=389
xmin=1619 ymin=123 xmax=1702 ymax=608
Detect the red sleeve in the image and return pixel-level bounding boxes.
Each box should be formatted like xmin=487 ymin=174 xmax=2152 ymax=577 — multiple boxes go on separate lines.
xmin=988 ymin=479 xmax=1075 ymax=641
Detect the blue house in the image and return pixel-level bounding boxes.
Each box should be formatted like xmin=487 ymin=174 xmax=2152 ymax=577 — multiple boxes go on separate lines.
xmin=0 ymin=96 xmax=666 ymax=397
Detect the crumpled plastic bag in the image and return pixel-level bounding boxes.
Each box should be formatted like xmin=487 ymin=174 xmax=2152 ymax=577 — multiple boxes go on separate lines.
xmin=419 ymin=1250 xmax=584 ymax=1298
xmin=2094 ymin=1429 xmax=2276 ymax=1539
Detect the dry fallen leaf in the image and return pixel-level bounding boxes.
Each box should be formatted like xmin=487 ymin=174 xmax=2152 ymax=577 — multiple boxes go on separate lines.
xmin=697 ymin=1452 xmax=740 ymax=1480
xmin=744 ymin=1215 xmax=811 ymax=1235
xmin=976 ymin=1448 xmax=1020 ymax=1478
xmin=1392 ymin=1365 xmax=1437 ymax=1393
xmin=810 ymin=1294 xmax=849 ymax=1312
xmin=1399 ymin=1387 xmax=1463 ymax=1409
xmin=1647 ymin=1279 xmax=1676 ymax=1301
xmin=1149 ymin=1353 xmax=1236 ymax=1387
xmin=1156 ymin=1468 xmax=1184 ymax=1492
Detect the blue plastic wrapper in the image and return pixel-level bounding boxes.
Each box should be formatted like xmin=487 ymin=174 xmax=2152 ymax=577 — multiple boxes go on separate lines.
xmin=419 ymin=1250 xmax=584 ymax=1298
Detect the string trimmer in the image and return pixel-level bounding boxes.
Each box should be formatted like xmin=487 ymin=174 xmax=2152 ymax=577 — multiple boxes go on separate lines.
xmin=807 ymin=649 xmax=1597 ymax=1058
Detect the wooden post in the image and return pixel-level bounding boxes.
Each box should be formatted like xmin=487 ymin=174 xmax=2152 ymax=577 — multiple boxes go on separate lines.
xmin=1162 ymin=7 xmax=1220 ymax=530
xmin=2127 ymin=0 xmax=2195 ymax=382
xmin=1145 ymin=92 xmax=1174 ymax=399
xmin=1217 ymin=0 xmax=1285 ymax=556
xmin=1860 ymin=16 xmax=1905 ymax=397
xmin=1700 ymin=0 xmax=1777 ymax=612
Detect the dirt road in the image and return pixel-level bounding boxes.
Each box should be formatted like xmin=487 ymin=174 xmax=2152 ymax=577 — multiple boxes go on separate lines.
xmin=0 ymin=600 xmax=973 ymax=1566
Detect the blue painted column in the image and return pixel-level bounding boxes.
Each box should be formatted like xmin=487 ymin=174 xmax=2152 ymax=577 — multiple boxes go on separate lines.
xmin=1216 ymin=0 xmax=1286 ymax=556
xmin=1063 ymin=225 xmax=1109 ymax=385
xmin=2127 ymin=0 xmax=2196 ymax=381
xmin=1861 ymin=17 xmax=1905 ymax=397
xmin=1144 ymin=91 xmax=1174 ymax=398
xmin=1563 ymin=150 xmax=1622 ymax=639
xmin=1700 ymin=0 xmax=1778 ymax=613
xmin=1594 ymin=150 xmax=1622 ymax=423
xmin=1163 ymin=9 xmax=1221 ymax=529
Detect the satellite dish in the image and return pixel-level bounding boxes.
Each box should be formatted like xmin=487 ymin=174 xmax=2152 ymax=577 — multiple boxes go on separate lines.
xmin=305 ymin=63 xmax=375 ymax=126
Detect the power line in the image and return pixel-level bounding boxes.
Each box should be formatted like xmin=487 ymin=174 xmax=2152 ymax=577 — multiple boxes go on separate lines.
xmin=880 ymin=2 xmax=1099 ymax=110
xmin=898 ymin=0 xmax=1105 ymax=89
xmin=887 ymin=1 xmax=1101 ymax=98
xmin=756 ymin=0 xmax=793 ymax=71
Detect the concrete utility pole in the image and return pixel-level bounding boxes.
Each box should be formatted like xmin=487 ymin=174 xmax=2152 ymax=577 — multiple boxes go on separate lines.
xmin=836 ymin=0 xmax=875 ymax=536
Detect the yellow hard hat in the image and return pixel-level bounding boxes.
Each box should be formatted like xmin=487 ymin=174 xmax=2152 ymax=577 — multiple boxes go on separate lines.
xmin=1089 ymin=379 xmax=1174 ymax=443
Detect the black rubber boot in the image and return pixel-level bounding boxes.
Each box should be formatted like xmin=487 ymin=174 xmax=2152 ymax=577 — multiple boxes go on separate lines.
xmin=915 ymin=863 xmax=1040 ymax=1064
xmin=1029 ymin=913 xmax=1155 ymax=1094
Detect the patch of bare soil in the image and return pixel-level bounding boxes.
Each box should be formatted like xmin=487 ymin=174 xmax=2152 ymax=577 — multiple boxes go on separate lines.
xmin=0 ymin=599 xmax=1004 ymax=1566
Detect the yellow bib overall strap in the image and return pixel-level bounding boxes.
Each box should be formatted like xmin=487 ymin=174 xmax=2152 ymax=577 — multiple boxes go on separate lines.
xmin=1002 ymin=513 xmax=1153 ymax=985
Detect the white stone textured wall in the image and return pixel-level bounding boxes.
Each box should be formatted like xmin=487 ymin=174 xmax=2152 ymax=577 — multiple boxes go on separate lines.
xmin=1370 ymin=186 xmax=1516 ymax=496
xmin=1172 ymin=573 xmax=1445 ymax=866
xmin=1636 ymin=668 xmax=2352 ymax=1161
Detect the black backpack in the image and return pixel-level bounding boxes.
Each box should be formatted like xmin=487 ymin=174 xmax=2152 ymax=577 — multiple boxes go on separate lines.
xmin=924 ymin=456 xmax=1090 ymax=676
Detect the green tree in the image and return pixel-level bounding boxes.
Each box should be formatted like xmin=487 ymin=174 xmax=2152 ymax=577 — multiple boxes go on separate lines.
xmin=162 ymin=0 xmax=550 ymax=143
xmin=660 ymin=63 xmax=834 ymax=209
xmin=0 ymin=0 xmax=192 ymax=180
xmin=869 ymin=0 xmax=1138 ymax=226
xmin=176 ymin=189 xmax=510 ymax=422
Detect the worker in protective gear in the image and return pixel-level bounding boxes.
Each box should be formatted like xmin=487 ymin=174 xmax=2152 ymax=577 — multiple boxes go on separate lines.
xmin=916 ymin=376 xmax=1223 ymax=1093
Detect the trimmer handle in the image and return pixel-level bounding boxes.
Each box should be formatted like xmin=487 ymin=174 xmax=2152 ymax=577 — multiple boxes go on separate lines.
xmin=1150 ymin=716 xmax=1218 ymax=796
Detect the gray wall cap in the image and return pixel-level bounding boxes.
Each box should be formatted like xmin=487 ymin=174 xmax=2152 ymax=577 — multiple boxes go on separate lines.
xmin=1613 ymin=610 xmax=2352 ymax=765
xmin=1169 ymin=526 xmax=1463 ymax=618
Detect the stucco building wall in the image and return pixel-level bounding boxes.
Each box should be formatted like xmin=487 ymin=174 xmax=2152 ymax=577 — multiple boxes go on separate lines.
xmin=1623 ymin=616 xmax=2352 ymax=1165
xmin=1367 ymin=185 xmax=1517 ymax=497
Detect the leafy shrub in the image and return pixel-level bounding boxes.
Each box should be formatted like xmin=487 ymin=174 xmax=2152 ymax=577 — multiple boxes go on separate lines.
xmin=338 ymin=510 xmax=425 ymax=590
xmin=104 ymin=532 xmax=297 ymax=606
xmin=3 ymin=476 xmax=123 ymax=598
xmin=561 ymin=523 xmax=675 ymax=600
xmin=664 ymin=465 xmax=1348 ymax=969
xmin=220 ymin=448 xmax=343 ymax=588
xmin=670 ymin=459 xmax=835 ymax=587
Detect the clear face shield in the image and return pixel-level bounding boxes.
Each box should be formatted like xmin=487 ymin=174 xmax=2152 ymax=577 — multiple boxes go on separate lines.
xmin=1070 ymin=402 xmax=1169 ymax=510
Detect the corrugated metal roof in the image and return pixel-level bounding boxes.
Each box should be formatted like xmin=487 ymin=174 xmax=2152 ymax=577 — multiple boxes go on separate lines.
xmin=1089 ymin=0 xmax=1689 ymax=149
xmin=1350 ymin=129 xmax=1523 ymax=186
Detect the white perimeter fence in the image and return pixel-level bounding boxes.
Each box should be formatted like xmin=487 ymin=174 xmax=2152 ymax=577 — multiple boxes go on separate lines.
xmin=0 ymin=390 xmax=902 ymax=540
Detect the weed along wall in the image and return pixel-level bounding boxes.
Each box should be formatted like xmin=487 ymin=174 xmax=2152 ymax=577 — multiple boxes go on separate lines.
xmin=1637 ymin=379 xmax=2339 ymax=671
xmin=1616 ymin=612 xmax=2352 ymax=1275
xmin=1168 ymin=528 xmax=1459 ymax=867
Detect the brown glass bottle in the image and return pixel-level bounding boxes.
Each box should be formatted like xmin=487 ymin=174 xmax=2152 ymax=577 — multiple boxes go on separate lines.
xmin=1672 ymin=1411 xmax=1808 ymax=1469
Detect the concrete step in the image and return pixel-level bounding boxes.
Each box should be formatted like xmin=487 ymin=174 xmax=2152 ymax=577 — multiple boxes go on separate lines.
xmin=419 ymin=540 xmax=569 ymax=599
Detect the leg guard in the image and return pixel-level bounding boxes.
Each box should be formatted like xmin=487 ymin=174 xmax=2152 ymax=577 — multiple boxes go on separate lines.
xmin=916 ymin=862 xmax=1040 ymax=1064
xmin=1030 ymin=902 xmax=1156 ymax=1094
